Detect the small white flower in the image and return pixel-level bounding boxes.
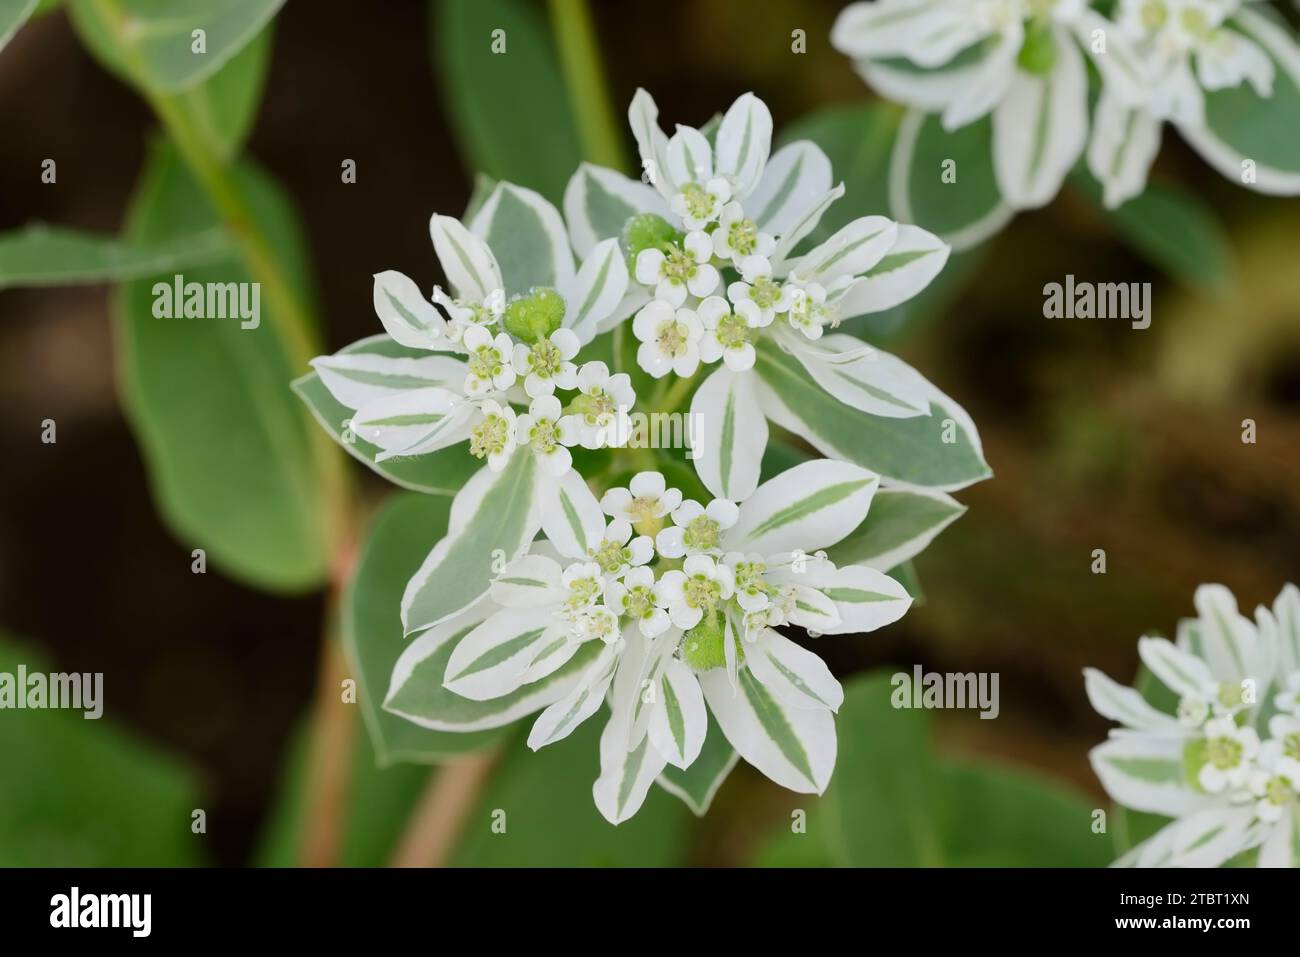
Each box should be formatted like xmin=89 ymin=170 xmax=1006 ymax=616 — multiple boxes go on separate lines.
xmin=658 ymin=554 xmax=736 ymax=630
xmin=724 ymin=551 xmax=774 ymax=613
xmin=600 ymin=471 xmax=683 ymax=529
xmin=784 ymin=282 xmax=836 ymax=340
xmin=571 ymin=603 xmax=622 ymax=645
xmin=467 ymin=400 xmax=517 ymax=471
xmin=1275 ymin=672 xmax=1300 ymax=716
xmin=728 ymin=261 xmax=791 ymax=328
xmin=605 ymin=566 xmax=672 ymax=637
xmin=1197 ymin=715 xmax=1260 ymax=794
xmin=633 ymin=299 xmax=705 ymax=378
xmin=697 ymin=295 xmax=759 ymax=372
xmin=511 ymin=328 xmax=580 ymax=397
xmin=587 ymin=519 xmax=654 ymax=579
xmin=571 ymin=361 xmax=635 ymax=449
xmin=462 ymin=326 xmax=517 ymax=395
xmin=656 ymin=498 xmax=739 ymax=558
xmin=1246 ymin=738 xmax=1300 ymax=823
xmin=712 ymin=202 xmax=775 ymax=267
xmin=634 ymin=238 xmax=720 ymax=306
xmin=515 ymin=395 xmax=580 ymax=476
xmin=670 ymin=177 xmax=733 ymax=230
xmin=560 ymin=561 xmax=604 ymax=612
xmin=434 ymin=286 xmax=505 ymax=343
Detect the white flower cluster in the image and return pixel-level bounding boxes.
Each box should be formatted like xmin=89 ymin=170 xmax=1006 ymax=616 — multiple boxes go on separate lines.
xmin=307 ymin=90 xmax=983 ymax=825
xmin=444 ymin=461 xmax=912 ymax=823
xmin=626 ymin=91 xmax=918 ymax=380
xmin=1086 ymin=583 xmax=1300 ymax=867
xmin=833 ymin=0 xmax=1297 ymax=210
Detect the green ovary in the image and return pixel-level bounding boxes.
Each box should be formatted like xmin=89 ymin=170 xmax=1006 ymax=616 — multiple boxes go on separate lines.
xmin=504 ymin=286 xmax=565 ymax=342
xmin=680 ymin=612 xmax=728 ymax=672
xmin=565 ymin=576 xmax=601 ymax=611
xmin=622 ymin=585 xmax=656 ymax=621
xmin=1017 ymin=19 xmax=1058 ymax=75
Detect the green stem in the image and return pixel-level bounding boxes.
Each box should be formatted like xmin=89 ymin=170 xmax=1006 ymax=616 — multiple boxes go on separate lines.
xmin=91 ymin=0 xmax=351 ymax=555
xmin=547 ymin=0 xmax=627 ymax=171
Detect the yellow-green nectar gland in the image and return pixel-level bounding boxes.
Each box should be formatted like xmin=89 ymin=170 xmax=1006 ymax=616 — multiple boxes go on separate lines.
xmin=733 ymin=560 xmax=769 ymax=602
xmin=748 ymin=276 xmax=783 ymax=311
xmin=526 ymin=337 xmax=564 ymax=381
xmin=680 ymin=183 xmax=718 ymax=222
xmin=527 ymin=417 xmax=560 ymax=454
xmin=656 ymin=317 xmax=690 ymax=357
xmin=1205 ymin=733 xmax=1244 ymax=771
xmin=469 ymin=413 xmax=511 ymax=459
xmin=589 ymin=538 xmax=633 ymax=575
xmin=660 ymin=246 xmax=700 ymax=288
xmin=789 ymin=291 xmax=832 ymax=332
xmin=682 ymin=515 xmax=721 ymax=552
xmin=1140 ymin=0 xmax=1167 ymax=31
xmin=726 ymin=217 xmax=759 ymax=256
xmin=566 ymin=575 xmax=601 ymax=612
xmin=621 ymin=583 xmax=658 ymax=622
xmin=627 ymin=496 xmax=665 ymax=536
xmin=715 ymin=310 xmax=757 ymax=352
xmin=468 ymin=343 xmax=506 ymax=384
xmin=1264 ymin=774 xmax=1297 ymax=808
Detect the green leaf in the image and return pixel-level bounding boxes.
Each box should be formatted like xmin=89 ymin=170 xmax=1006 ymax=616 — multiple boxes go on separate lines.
xmin=656 ymin=710 xmax=738 ymax=816
xmin=69 ymin=0 xmax=284 ymax=92
xmin=173 ymin=24 xmax=273 ymax=161
xmin=401 ymin=452 xmax=540 ymax=633
xmin=0 ymin=0 xmax=38 ymax=53
xmin=118 ymin=140 xmax=329 ymax=591
xmin=751 ymin=670 xmax=1113 ymax=867
xmin=1182 ymin=9 xmax=1300 ymax=193
xmin=293 ymin=337 xmax=481 ymax=496
xmin=434 ymin=0 xmax=582 ymax=204
xmin=890 ymin=109 xmax=1011 ymax=250
xmin=0 ymin=223 xmax=234 ymax=290
xmin=470 ymin=181 xmax=572 ymax=296
xmin=451 ymin=725 xmax=691 ymax=866
xmin=385 ymin=611 xmax=600 ymax=734
xmin=823 ymin=671 xmax=943 ymax=866
xmin=825 ymin=486 xmax=966 ymax=571
xmin=754 ymin=339 xmax=991 ymax=491
xmin=938 ymin=761 xmax=1114 ymax=866
xmin=70 ymin=0 xmax=274 ymax=159
xmin=778 ymin=101 xmax=894 ymax=247
xmin=0 ymin=635 xmax=204 ymax=866
xmin=344 ymin=493 xmax=506 ymax=765
xmin=1072 ymin=171 xmax=1230 ymax=291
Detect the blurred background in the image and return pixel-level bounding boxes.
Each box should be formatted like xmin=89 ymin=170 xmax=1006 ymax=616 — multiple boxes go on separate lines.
xmin=2 ymin=0 xmax=1298 ymax=867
